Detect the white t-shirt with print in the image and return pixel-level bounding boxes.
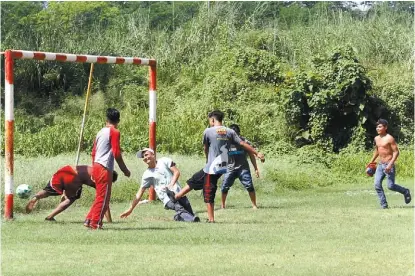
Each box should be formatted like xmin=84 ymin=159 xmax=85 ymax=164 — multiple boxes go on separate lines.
xmin=140 ymin=157 xmax=181 ymax=206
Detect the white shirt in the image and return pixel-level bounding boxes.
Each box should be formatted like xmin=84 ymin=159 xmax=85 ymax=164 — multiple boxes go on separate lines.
xmin=140 ymin=157 xmax=181 ymax=206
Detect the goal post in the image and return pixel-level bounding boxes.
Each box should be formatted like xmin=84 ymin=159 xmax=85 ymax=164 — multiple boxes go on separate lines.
xmin=3 ymin=49 xmax=157 ymax=220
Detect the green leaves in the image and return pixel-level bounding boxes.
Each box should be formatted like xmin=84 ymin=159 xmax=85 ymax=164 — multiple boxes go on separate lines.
xmin=278 ymin=46 xmax=372 ymax=152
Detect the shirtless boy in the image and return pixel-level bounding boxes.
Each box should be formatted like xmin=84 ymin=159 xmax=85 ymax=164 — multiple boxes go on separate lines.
xmin=368 ymin=119 xmax=411 ymax=209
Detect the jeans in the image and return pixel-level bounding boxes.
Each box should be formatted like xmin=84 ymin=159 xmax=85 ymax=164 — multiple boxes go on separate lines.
xmin=165 ymin=196 xmax=197 ymax=222
xmin=374 ymin=162 xmax=407 ymax=207
xmin=221 ymin=169 xmax=254 ymax=193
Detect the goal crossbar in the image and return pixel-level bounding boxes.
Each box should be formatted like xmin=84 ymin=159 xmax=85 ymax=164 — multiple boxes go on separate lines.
xmin=3 ymin=49 xmax=157 ymax=219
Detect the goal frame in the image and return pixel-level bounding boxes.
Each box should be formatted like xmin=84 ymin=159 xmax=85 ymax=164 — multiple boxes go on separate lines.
xmin=4 ymin=49 xmax=157 ymax=219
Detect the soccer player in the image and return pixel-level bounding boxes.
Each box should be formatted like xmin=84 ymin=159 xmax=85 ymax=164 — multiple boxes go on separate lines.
xmin=120 ymin=148 xmax=199 ymax=222
xmin=85 ymin=108 xmax=131 ymax=229
xmin=25 ymin=165 xmax=117 ymax=222
xmin=172 ymin=110 xmax=265 ymax=223
xmin=221 ymin=124 xmax=259 ymax=209
xmin=368 ymin=119 xmax=411 ymax=209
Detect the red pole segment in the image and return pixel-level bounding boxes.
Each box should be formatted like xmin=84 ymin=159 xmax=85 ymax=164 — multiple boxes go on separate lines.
xmin=148 ymin=64 xmax=157 ymax=201
xmin=4 ymin=50 xmax=15 ymax=220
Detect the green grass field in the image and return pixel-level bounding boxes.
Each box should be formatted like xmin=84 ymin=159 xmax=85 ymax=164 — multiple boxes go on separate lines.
xmin=1 ymin=154 xmax=414 ymax=276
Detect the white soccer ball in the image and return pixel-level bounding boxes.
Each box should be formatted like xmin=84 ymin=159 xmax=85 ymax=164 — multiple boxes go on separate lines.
xmin=16 ymin=184 xmax=32 ymax=199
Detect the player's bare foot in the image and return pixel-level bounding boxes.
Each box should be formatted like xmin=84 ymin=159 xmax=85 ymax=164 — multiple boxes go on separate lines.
xmin=252 ymin=205 xmax=258 ymax=210
xmin=221 ymin=205 xmax=226 ymax=209
xmin=25 ymin=198 xmax=37 ymax=214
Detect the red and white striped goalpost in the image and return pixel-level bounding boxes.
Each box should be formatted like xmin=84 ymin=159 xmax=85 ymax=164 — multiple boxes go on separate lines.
xmin=4 ymin=49 xmax=157 ymax=220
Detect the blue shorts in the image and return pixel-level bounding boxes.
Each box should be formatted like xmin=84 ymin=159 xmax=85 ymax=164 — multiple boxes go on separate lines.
xmin=221 ymin=169 xmax=254 ymax=193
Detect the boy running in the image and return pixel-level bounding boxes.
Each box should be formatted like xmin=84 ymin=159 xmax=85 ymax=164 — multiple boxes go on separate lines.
xmin=368 ymin=119 xmax=411 ymax=209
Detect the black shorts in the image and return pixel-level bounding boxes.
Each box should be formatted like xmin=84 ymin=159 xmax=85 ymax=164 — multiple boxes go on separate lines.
xmin=186 ymin=169 xmax=205 ymax=191
xmin=43 ymin=182 xmax=82 ymax=200
xmin=203 ymin=173 xmax=222 ymax=204
xmin=43 ymin=181 xmax=62 ymax=196
xmin=187 ymin=169 xmax=222 ymax=203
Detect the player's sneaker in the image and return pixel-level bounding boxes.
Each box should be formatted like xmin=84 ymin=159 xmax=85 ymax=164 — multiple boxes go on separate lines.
xmin=404 ymin=189 xmax=411 ymax=204
xmin=83 ymin=219 xmax=91 ymax=228
xmin=165 ymin=188 xmax=177 ymax=203
xmin=193 ymin=216 xmax=200 ymax=222
xmin=45 ymin=217 xmax=56 ymax=222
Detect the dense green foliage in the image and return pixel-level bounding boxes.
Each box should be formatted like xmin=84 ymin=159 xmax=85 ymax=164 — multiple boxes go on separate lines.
xmin=1 ymin=1 xmax=413 ymax=157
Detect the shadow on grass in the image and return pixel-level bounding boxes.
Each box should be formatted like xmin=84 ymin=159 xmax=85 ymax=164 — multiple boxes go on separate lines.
xmin=107 ymin=226 xmax=185 ymax=231
xmin=215 ymin=204 xmax=282 ymax=210
xmin=391 ymin=205 xmax=415 ymax=209
xmin=249 ymin=205 xmax=281 ymax=209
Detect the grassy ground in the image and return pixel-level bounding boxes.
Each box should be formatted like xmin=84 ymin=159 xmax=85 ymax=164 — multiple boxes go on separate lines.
xmin=1 ymin=153 xmax=414 ymax=275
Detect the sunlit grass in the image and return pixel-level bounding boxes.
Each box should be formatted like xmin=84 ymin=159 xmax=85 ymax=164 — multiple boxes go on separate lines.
xmin=1 ymin=153 xmax=413 ymax=275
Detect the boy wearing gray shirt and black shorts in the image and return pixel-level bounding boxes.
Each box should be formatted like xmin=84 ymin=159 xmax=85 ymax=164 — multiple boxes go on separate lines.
xmin=170 ymin=110 xmax=265 ymax=223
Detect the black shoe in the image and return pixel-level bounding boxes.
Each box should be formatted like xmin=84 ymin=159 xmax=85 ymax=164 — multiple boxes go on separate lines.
xmin=381 ymin=205 xmax=389 ymax=209
xmin=404 ymin=189 xmax=411 ymax=204
xmin=45 ymin=217 xmax=56 ymax=222
xmin=193 ymin=216 xmax=200 ymax=222
xmin=165 ymin=189 xmax=177 ymax=203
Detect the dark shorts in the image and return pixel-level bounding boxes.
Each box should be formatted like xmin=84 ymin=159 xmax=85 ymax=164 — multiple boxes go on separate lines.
xmin=186 ymin=169 xmax=205 ymax=191
xmin=43 ymin=182 xmax=82 ymax=200
xmin=187 ymin=169 xmax=222 ymax=203
xmin=203 ymin=173 xmax=222 ymax=204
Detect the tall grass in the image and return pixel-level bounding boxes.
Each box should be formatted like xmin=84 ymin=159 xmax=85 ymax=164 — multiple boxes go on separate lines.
xmin=1 ymin=2 xmax=413 ymax=156
xmin=273 ymin=3 xmax=413 ymax=69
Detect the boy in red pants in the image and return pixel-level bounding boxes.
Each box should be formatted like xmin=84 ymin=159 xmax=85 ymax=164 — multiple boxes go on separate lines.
xmin=85 ymin=108 xmax=131 ymax=229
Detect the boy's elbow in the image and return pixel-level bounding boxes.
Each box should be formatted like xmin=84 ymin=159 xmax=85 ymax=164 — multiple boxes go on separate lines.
xmin=114 ymin=152 xmax=121 ymax=160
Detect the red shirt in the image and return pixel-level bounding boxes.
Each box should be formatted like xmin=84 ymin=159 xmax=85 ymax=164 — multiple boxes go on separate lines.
xmin=50 ymin=165 xmax=78 ymax=194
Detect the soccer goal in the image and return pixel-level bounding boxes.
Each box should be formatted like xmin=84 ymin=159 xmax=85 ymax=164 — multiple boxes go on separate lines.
xmin=3 ymin=49 xmax=157 ymax=219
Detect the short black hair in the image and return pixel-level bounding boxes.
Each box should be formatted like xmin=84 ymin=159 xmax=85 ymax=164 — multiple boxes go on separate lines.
xmin=208 ymin=110 xmax=224 ymax=122
xmin=377 ymin=119 xmax=388 ymax=127
xmin=112 ymin=171 xmax=118 ymax=183
xmin=106 ymin=108 xmax=120 ymax=124
xmin=229 ymin=124 xmax=240 ymax=135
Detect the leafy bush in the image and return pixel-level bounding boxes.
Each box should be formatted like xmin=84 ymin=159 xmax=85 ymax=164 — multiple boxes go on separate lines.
xmin=278 ymin=46 xmax=372 ymax=152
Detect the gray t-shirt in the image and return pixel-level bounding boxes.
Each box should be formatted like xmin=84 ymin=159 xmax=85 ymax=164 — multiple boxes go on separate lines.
xmin=228 ymin=136 xmax=251 ymax=172
xmin=203 ymin=126 xmax=242 ymax=175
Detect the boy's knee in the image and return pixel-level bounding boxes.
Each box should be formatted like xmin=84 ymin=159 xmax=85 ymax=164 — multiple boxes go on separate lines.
xmin=221 ymin=187 xmax=230 ymax=193
xmin=387 ymin=183 xmax=396 ymax=190
xmin=374 ymin=181 xmax=382 ymax=189
xmin=246 ymin=186 xmax=255 ymax=193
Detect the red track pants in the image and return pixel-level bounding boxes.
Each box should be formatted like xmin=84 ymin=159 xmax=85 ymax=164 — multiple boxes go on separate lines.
xmin=86 ymin=163 xmax=112 ymax=229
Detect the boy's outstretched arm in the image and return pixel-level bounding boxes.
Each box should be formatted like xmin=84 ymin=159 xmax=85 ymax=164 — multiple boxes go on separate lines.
xmin=120 ymin=187 xmax=146 ymax=218
xmin=240 ymin=141 xmax=265 ymax=163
